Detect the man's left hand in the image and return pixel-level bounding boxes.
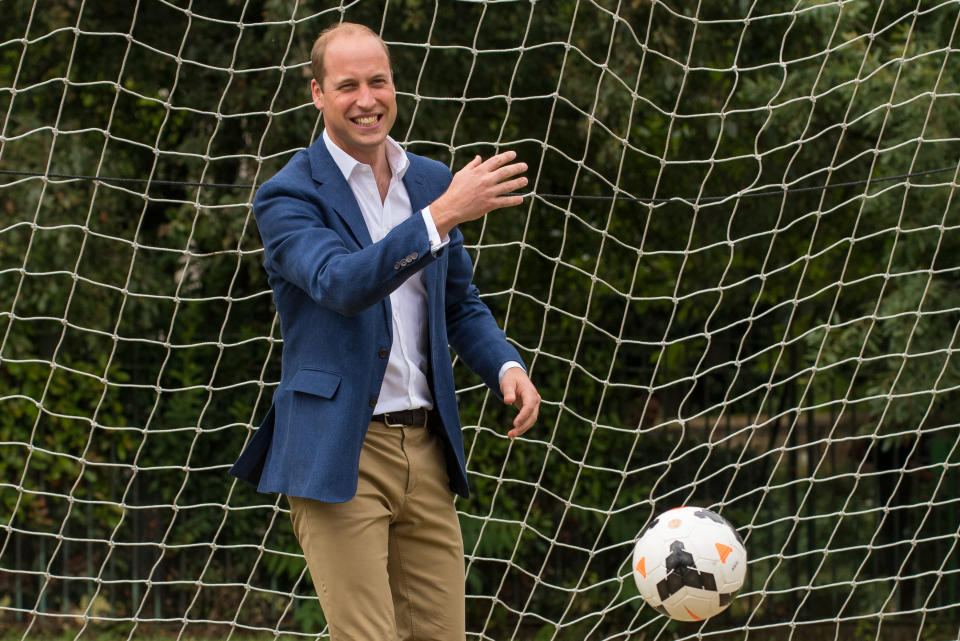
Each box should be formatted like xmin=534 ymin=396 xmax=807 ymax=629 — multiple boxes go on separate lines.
xmin=500 ymin=367 xmax=540 ymax=439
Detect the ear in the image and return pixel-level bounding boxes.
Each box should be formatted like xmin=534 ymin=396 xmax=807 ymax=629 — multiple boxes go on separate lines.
xmin=311 ymin=79 xmax=324 ymax=112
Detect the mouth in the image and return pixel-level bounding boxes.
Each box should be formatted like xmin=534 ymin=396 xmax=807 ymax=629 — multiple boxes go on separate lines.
xmin=351 ymin=114 xmax=381 ymax=128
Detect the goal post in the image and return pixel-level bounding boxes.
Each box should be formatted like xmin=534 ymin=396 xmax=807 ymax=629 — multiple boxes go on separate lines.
xmin=2 ymin=1 xmax=959 ymax=639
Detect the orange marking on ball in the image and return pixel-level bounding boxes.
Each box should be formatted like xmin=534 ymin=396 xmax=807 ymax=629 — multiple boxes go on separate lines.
xmin=684 ymin=606 xmax=703 ymax=621
xmin=668 ymin=518 xmax=682 ymax=529
xmin=715 ymin=542 xmax=733 ymax=563
xmin=635 ymin=556 xmax=646 ymax=578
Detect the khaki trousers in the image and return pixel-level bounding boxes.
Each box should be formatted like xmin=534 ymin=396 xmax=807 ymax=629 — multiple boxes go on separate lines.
xmin=288 ymin=420 xmax=465 ymax=641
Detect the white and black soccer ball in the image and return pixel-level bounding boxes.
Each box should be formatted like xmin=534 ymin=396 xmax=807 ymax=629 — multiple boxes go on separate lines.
xmin=631 ymin=506 xmax=747 ymax=621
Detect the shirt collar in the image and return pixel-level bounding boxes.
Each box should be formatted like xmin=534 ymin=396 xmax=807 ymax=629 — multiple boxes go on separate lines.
xmin=322 ymin=129 xmax=409 ymax=182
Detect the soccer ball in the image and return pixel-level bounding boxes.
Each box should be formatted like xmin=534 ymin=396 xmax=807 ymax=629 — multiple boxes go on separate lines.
xmin=631 ymin=506 xmax=747 ymax=621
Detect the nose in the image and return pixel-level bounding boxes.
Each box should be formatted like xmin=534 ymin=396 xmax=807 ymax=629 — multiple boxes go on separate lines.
xmin=356 ymin=83 xmax=376 ymax=109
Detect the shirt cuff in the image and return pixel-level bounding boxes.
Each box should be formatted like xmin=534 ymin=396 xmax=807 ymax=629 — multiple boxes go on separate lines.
xmin=498 ymin=361 xmax=524 ymax=383
xmin=422 ymin=206 xmax=450 ymax=254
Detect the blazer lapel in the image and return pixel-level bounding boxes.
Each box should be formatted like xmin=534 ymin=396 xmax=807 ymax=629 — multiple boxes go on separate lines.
xmin=308 ymin=138 xmax=373 ymax=248
xmin=402 ymin=165 xmax=430 ymax=214
xmin=402 ymin=158 xmax=442 ymax=305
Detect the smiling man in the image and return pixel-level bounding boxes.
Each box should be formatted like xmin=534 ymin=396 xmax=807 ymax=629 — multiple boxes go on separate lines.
xmin=230 ymin=22 xmax=540 ymax=641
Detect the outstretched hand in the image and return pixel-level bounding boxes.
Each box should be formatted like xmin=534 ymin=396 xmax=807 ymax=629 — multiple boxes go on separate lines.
xmin=500 ymin=367 xmax=540 ymax=439
xmin=431 ymin=151 xmax=528 ymax=238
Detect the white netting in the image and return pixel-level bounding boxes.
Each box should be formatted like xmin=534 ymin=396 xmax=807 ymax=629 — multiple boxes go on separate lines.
xmin=2 ymin=1 xmax=959 ymax=639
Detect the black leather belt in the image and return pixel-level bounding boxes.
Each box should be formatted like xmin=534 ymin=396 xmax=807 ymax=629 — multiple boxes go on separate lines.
xmin=371 ymin=408 xmax=429 ymax=427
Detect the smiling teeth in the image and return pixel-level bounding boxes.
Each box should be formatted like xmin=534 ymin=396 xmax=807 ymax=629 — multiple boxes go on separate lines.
xmin=355 ymin=115 xmax=378 ymax=126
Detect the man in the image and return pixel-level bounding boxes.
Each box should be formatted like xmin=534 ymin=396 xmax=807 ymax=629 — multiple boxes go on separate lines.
xmin=230 ymin=22 xmax=540 ymax=641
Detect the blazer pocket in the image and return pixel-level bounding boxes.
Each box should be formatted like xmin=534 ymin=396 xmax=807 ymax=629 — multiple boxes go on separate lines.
xmin=289 ymin=368 xmax=341 ymax=398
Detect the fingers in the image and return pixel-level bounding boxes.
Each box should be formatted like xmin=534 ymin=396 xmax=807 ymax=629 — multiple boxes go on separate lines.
xmin=503 ymin=373 xmax=541 ymax=439
xmin=517 ymin=386 xmax=540 ymax=427
xmin=507 ymin=398 xmax=538 ymax=438
xmin=480 ymin=150 xmax=519 ymax=170
xmin=485 ymin=175 xmax=527 ymax=213
xmin=498 ymin=175 xmax=528 ymax=195
xmin=486 ymin=167 xmax=528 ymax=211
xmin=509 ymin=398 xmax=538 ymax=437
xmin=491 ymin=159 xmax=527 ymax=182
xmin=475 ymin=150 xmax=528 ymax=187
xmin=483 ymin=153 xmax=528 ymax=191
xmin=471 ymin=154 xmax=529 ymax=213
xmin=495 ymin=194 xmax=525 ymax=210
xmin=452 ymin=155 xmax=483 ymax=179
xmin=436 ymin=150 xmax=528 ymax=228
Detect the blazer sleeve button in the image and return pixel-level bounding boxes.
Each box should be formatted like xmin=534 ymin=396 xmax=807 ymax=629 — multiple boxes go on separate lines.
xmin=378 ymin=348 xmax=388 ymax=358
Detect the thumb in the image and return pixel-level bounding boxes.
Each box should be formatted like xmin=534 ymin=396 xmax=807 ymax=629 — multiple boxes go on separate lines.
xmin=502 ymin=384 xmax=516 ymax=405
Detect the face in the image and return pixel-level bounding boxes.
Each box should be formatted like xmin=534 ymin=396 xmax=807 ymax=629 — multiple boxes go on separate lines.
xmin=312 ymin=32 xmax=397 ymax=166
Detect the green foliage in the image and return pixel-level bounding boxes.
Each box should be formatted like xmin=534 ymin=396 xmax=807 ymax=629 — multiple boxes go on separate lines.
xmin=2 ymin=0 xmax=959 ymax=637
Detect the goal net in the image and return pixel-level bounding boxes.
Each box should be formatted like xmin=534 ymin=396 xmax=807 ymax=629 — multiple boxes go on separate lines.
xmin=2 ymin=1 xmax=959 ymax=639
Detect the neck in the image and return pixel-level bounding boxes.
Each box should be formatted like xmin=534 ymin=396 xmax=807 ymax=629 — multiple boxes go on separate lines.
xmin=325 ymin=129 xmax=389 ymax=174
xmin=350 ymin=145 xmax=382 ymax=168
xmin=372 ymin=151 xmax=392 ymax=202
xmin=353 ymin=145 xmax=392 ymax=201
xmin=368 ymin=147 xmax=390 ymax=181
xmin=348 ymin=145 xmax=389 ymax=183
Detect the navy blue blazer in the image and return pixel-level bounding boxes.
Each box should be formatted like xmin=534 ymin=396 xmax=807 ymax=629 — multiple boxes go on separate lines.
xmin=229 ymin=138 xmax=525 ymax=502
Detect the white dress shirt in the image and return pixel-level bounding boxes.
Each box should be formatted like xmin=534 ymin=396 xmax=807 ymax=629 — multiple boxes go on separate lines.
xmin=323 ymin=131 xmax=521 ymax=414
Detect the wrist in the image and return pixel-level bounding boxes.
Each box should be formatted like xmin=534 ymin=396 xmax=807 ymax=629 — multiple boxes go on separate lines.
xmin=498 ymin=362 xmax=524 ymax=383
xmin=421 ymin=207 xmax=449 ymax=254
xmin=430 ymin=196 xmax=456 ymax=239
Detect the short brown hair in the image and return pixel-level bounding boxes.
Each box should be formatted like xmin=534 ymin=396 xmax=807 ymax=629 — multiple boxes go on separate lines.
xmin=310 ymin=23 xmax=391 ymax=89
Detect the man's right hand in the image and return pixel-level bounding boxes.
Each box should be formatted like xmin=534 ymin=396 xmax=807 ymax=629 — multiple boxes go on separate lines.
xmin=430 ymin=151 xmax=528 ymax=238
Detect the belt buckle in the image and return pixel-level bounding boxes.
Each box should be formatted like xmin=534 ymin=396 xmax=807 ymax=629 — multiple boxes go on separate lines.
xmin=382 ymin=412 xmax=405 ymax=428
